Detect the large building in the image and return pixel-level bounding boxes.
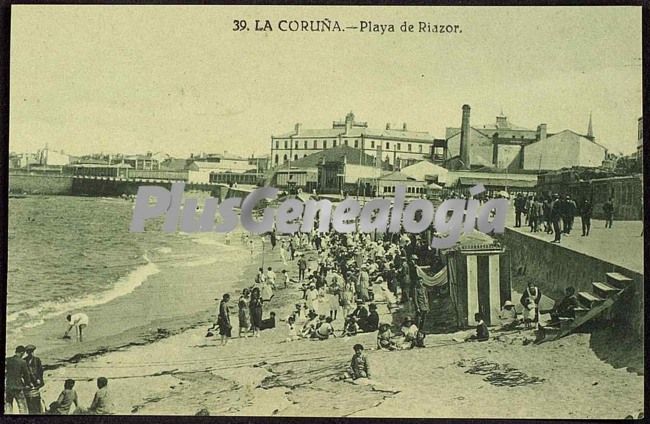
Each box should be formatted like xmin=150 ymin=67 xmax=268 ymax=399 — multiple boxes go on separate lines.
xmin=522 ymin=129 xmax=607 ymax=171
xmin=270 ymin=112 xmax=437 ymax=169
xmin=446 ymin=105 xmax=599 ymax=171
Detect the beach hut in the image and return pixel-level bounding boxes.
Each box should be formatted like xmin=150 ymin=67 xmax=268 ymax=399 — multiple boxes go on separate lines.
xmin=443 ymin=231 xmax=511 ymax=327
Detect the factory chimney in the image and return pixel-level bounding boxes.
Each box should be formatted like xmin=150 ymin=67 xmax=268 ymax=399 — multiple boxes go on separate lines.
xmin=460 ymin=104 xmax=471 ymax=169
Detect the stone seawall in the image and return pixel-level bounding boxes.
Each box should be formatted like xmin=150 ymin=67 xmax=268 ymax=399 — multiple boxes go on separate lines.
xmin=496 ymin=228 xmax=644 ymax=339
xmin=9 ymin=173 xmax=73 ymax=194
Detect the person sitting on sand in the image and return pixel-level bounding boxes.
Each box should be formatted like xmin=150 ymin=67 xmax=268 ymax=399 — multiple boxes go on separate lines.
xmin=313 ymin=316 xmax=336 ymax=340
xmin=498 ymin=300 xmax=519 ymax=330
xmin=399 ymin=317 xmax=419 ymax=349
xmin=48 ymin=379 xmax=78 ymax=415
xmin=260 ymin=312 xmax=276 ymax=330
xmin=377 ymin=323 xmax=396 ymax=351
xmin=286 ymin=316 xmax=299 ymax=342
xmin=75 ymin=377 xmax=113 ymax=415
xmin=466 ymin=313 xmax=489 ymax=342
xmin=342 ymin=316 xmax=360 ymax=337
xmin=63 ymin=312 xmax=89 ymax=342
xmin=551 ymin=287 xmax=580 ymax=321
xmin=359 ymin=303 xmax=379 ymax=333
xmin=347 ymin=344 xmax=371 ymax=380
xmin=300 ymin=311 xmax=320 ymax=338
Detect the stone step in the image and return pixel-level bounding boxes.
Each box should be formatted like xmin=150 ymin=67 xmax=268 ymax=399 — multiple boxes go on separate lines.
xmin=605 ymin=272 xmax=633 ymax=289
xmin=592 ymin=282 xmax=620 ymax=299
xmin=577 ymin=291 xmax=604 ymax=309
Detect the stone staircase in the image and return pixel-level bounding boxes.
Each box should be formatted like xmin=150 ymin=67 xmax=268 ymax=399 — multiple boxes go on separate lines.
xmin=536 ymin=272 xmax=632 ymax=343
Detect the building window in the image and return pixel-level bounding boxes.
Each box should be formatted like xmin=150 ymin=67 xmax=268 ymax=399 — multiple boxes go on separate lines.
xmin=275 ymin=154 xmax=279 ymax=164
xmin=283 ymin=154 xmax=288 ymax=163
xmin=304 ymin=140 xmax=308 ymax=149
xmin=295 ymin=140 xmax=299 ymax=148
xmin=304 ymin=154 xmax=307 ymax=158
xmin=386 ymin=142 xmax=390 ymax=149
xmin=397 ymin=143 xmax=402 ymax=151
xmin=284 ymin=140 xmax=288 ymax=149
xmin=313 ymin=140 xmax=318 ymax=149
xmin=419 ymin=145 xmax=423 ymax=153
xmin=275 ymin=140 xmax=279 ymax=149
xmin=371 ymin=140 xmax=375 ymax=148
xmin=333 ymin=140 xmax=337 ymax=147
xmin=324 ymin=140 xmax=328 ymax=149
xmin=408 ymin=144 xmax=412 ymax=152
xmin=294 ymin=154 xmax=298 ymax=161
xmin=343 ymin=139 xmax=348 ymax=146
xmin=354 ymin=139 xmax=359 ymax=148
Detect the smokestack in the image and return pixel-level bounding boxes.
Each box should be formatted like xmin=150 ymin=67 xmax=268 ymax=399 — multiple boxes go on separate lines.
xmin=460 ymin=104 xmax=471 ymax=169
xmin=295 ymin=123 xmax=302 ymax=135
xmin=402 ymin=123 xmax=407 ymax=131
xmin=537 ymin=123 xmax=547 ymax=141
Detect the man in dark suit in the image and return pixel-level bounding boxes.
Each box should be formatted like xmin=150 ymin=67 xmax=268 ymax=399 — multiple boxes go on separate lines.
xmin=24 ymin=345 xmax=44 ymax=414
xmin=549 ymin=193 xmax=563 ymax=243
xmin=4 ymin=345 xmax=31 ymax=414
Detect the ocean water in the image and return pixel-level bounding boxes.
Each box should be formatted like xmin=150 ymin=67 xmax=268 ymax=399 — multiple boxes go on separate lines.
xmin=6 ymin=196 xmax=255 ymax=363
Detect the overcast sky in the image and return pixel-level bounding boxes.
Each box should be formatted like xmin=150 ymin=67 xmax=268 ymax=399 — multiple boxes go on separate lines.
xmin=10 ymin=6 xmax=642 ymax=157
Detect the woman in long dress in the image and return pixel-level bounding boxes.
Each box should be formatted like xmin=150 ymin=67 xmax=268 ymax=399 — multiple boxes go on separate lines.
xmin=238 ymin=289 xmax=251 ymax=338
xmin=249 ymin=287 xmax=263 ymax=337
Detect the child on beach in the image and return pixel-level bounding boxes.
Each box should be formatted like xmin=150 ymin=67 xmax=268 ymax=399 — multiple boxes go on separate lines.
xmin=466 ymin=313 xmax=490 ymax=342
xmin=286 ymin=316 xmax=299 ymax=342
xmin=238 ymin=289 xmax=251 ymax=338
xmin=48 ymin=379 xmax=78 ymax=415
xmin=346 ymin=344 xmax=370 ymax=380
xmin=377 ymin=323 xmax=396 ymax=350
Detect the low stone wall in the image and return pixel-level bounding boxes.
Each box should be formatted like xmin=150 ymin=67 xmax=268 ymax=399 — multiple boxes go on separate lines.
xmin=9 ymin=173 xmax=73 ymax=194
xmin=495 ymin=228 xmax=643 ymax=339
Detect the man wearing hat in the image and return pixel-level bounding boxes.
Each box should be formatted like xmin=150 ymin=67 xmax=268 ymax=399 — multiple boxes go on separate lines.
xmin=24 ymin=345 xmax=44 ymax=413
xmin=5 ymin=345 xmax=31 ymax=414
xmin=499 ymin=300 xmax=519 ymax=329
xmin=549 ymin=193 xmax=563 ymax=243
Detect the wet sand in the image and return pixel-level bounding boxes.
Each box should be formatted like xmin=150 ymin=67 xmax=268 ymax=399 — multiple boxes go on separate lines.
xmin=35 ymin=242 xmax=644 ymax=418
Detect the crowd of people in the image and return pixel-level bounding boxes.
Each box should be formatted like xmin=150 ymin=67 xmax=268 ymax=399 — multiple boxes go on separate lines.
xmin=514 ymin=193 xmax=615 ymax=242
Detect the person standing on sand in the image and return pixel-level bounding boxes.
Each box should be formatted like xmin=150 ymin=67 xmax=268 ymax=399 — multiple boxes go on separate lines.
xmin=217 ymin=294 xmax=232 ymax=346
xmin=4 ymin=345 xmax=31 ymax=414
xmin=270 ymin=229 xmax=277 ymax=250
xmin=520 ymin=281 xmax=542 ymax=323
xmin=64 ymin=312 xmax=89 ymax=342
xmin=238 ymin=289 xmax=251 ymax=338
xmin=249 ymin=287 xmax=263 ymax=338
xmin=248 ymin=237 xmax=255 ymax=255
xmin=23 ymin=345 xmax=44 ymax=414
xmin=279 ymin=239 xmax=288 ymax=265
xmin=297 ymin=254 xmax=307 ymax=282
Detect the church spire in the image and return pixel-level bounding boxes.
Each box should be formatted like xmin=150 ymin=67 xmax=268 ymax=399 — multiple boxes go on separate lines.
xmin=587 ymin=112 xmax=593 ymax=138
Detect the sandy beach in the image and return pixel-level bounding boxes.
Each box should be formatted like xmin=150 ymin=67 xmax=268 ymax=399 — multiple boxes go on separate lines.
xmin=34 ymin=240 xmax=644 ymax=419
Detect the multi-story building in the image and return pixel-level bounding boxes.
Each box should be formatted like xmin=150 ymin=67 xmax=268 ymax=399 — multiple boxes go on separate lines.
xmin=270 ymin=112 xmax=436 ymax=169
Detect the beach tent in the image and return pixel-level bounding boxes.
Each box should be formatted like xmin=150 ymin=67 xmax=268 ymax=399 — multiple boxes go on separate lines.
xmin=442 ymin=231 xmax=511 ymax=327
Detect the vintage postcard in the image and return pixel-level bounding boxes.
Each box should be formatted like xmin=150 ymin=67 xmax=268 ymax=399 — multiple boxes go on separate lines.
xmin=5 ymin=4 xmax=644 ymax=419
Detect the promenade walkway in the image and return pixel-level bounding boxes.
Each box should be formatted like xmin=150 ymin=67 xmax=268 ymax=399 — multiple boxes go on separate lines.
xmin=504 ymin=213 xmax=643 ymax=275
